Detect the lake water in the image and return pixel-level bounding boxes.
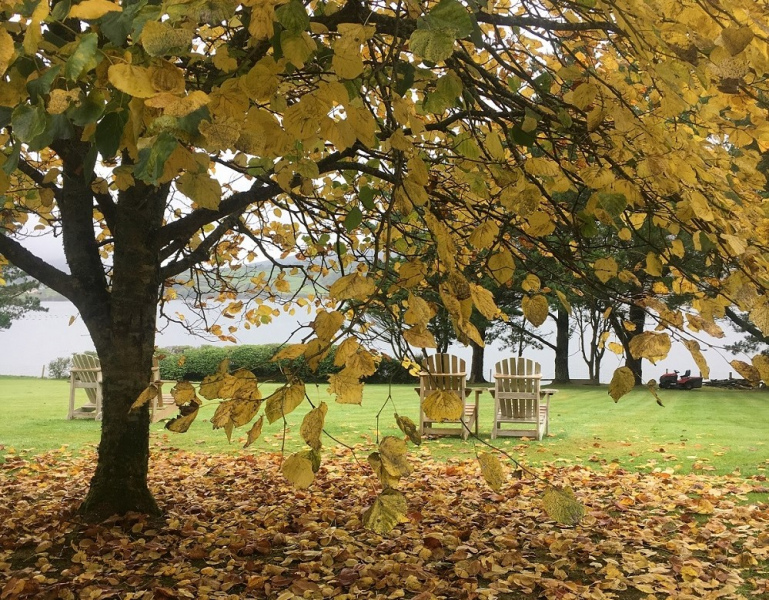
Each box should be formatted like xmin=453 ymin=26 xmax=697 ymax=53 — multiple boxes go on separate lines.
xmin=0 ymin=300 xmax=745 ymax=383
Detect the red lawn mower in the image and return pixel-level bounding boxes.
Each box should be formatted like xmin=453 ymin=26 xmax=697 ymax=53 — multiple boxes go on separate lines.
xmin=659 ymin=369 xmax=703 ymax=390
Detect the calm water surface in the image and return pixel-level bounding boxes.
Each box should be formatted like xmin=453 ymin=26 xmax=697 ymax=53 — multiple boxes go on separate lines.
xmin=0 ymin=300 xmax=741 ymax=382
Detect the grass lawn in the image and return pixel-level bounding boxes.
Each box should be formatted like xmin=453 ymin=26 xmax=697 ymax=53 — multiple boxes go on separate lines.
xmin=1 ymin=376 xmax=767 ymax=477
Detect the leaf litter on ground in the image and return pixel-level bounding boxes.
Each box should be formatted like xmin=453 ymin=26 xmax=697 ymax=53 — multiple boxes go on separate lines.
xmin=0 ymin=443 xmax=768 ymax=600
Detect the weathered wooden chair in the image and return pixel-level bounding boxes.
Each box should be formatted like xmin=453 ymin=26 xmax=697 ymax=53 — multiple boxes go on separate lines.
xmin=68 ymin=354 xmax=169 ymax=421
xmin=489 ymin=357 xmax=551 ymax=440
xmin=417 ymin=353 xmax=478 ymax=440
xmin=68 ymin=353 xmax=103 ymax=420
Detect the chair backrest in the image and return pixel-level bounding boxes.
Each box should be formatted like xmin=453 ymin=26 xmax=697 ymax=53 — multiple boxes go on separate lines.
xmin=421 ymin=353 xmax=467 ymax=395
xmin=71 ymin=353 xmax=102 ymax=403
xmin=494 ymin=357 xmax=541 ymax=419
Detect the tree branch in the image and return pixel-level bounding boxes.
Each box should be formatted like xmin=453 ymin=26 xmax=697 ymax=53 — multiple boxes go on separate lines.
xmin=0 ymin=234 xmax=77 ymax=300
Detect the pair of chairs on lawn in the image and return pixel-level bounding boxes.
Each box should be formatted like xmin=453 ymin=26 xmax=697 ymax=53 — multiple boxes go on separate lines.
xmin=417 ymin=354 xmax=549 ymax=441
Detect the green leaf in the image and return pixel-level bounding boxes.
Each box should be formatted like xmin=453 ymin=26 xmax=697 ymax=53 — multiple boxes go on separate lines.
xmin=27 ymin=113 xmax=75 ymax=152
xmin=395 ymin=413 xmax=421 ymax=445
xmin=11 ymin=103 xmax=47 ymax=143
xmin=95 ymin=111 xmax=128 ymax=158
xmin=27 ymin=65 xmax=61 ymax=100
xmin=359 ymin=185 xmax=376 ymax=210
xmin=424 ymin=72 xmax=463 ymax=113
xmin=422 ymin=0 xmax=475 ymax=38
xmin=68 ymin=90 xmax=105 ymax=126
xmin=510 ymin=125 xmax=535 ymax=147
xmin=134 ymin=132 xmax=178 ymax=184
xmin=276 ymin=0 xmax=309 ymax=34
xmin=409 ymin=29 xmax=456 ymax=63
xmin=65 ymin=33 xmax=99 ymax=81
xmin=343 ymin=206 xmax=363 ymax=232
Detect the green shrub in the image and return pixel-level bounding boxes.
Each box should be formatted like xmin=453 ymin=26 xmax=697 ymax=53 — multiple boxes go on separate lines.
xmin=157 ymin=344 xmax=417 ymax=384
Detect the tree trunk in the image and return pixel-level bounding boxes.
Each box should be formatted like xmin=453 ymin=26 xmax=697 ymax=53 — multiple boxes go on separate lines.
xmin=469 ymin=322 xmax=488 ymax=383
xmin=625 ymin=303 xmax=646 ymax=386
xmin=78 ymin=182 xmax=167 ymax=520
xmin=553 ymin=306 xmax=570 ymax=383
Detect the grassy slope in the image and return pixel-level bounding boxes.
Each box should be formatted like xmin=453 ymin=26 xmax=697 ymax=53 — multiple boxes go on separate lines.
xmin=1 ymin=376 xmax=767 ymax=477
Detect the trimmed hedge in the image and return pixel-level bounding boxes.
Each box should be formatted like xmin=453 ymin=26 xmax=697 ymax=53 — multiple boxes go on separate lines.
xmin=157 ymin=344 xmax=415 ymax=384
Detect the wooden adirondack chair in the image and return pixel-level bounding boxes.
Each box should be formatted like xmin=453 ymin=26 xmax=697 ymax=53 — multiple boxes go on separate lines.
xmin=68 ymin=354 xmax=168 ymax=421
xmin=489 ymin=357 xmax=549 ymax=440
xmin=68 ymin=353 xmax=103 ymax=420
xmin=417 ymin=353 xmax=478 ymax=440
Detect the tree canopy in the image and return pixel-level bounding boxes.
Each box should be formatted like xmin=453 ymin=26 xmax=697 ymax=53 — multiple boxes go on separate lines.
xmin=0 ymin=264 xmax=45 ymax=329
xmin=1 ymin=0 xmax=769 ymax=521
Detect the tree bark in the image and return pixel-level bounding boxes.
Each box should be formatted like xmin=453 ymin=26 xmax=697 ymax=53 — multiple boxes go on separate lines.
xmin=625 ymin=303 xmax=646 ymax=385
xmin=78 ymin=182 xmax=168 ymax=520
xmin=553 ymin=306 xmax=570 ymax=383
xmin=469 ymin=321 xmax=488 ymax=383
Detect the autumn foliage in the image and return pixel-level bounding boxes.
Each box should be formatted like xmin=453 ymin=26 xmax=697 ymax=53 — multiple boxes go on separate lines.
xmin=2 ymin=0 xmax=769 ymax=518
xmin=2 ymin=447 xmax=768 ymax=599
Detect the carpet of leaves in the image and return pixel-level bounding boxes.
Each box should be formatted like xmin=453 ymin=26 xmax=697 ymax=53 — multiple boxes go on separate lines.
xmin=1 ymin=445 xmax=768 ymax=600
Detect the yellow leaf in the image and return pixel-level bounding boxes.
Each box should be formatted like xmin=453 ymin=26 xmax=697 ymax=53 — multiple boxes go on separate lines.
xmin=628 ymin=332 xmax=671 ymax=364
xmin=158 ymin=91 xmax=210 ymax=117
xmin=645 ymin=252 xmax=663 ymax=277
xmin=68 ymin=0 xmax=122 ymax=20
xmin=608 ymin=366 xmax=635 ymax=402
xmin=304 ymin=338 xmax=330 ymax=372
xmin=403 ymin=324 xmax=437 ymax=348
xmin=0 ymin=28 xmax=14 ymax=76
xmin=197 ymin=372 xmax=225 ymax=399
xmin=368 ymin=452 xmax=401 ymax=488
xmin=140 ymin=20 xmax=191 ymax=57
xmin=329 ymin=273 xmax=377 ymax=301
xmin=404 ymin=294 xmax=434 ymax=326
xmin=526 ymin=211 xmax=555 ymax=237
xmin=751 ymin=354 xmax=769 ymax=385
xmin=129 ymin=383 xmax=159 ymax=412
xmin=230 ymin=398 xmax=262 ymax=428
xmin=171 ymin=381 xmax=199 ymax=406
xmin=395 ymin=413 xmax=421 ymax=445
xmin=478 ymin=452 xmax=506 ymax=492
xmin=749 ymin=302 xmax=769 ymax=337
xmin=328 ymin=369 xmax=364 ymax=404
xmin=272 ymin=344 xmax=308 ymax=361
xmin=243 ymin=416 xmax=264 ymax=448
xmin=521 ymin=274 xmax=541 ymax=292
xmin=165 ymin=408 xmax=199 ymax=433
xmin=313 ymin=310 xmax=345 ymax=341
xmin=108 ymin=64 xmax=157 ymax=98
xmin=469 ymin=284 xmax=499 ymax=320
xmin=522 ymin=295 xmax=549 ymax=327
xmin=721 ymin=26 xmax=754 ymax=56
xmin=362 ymin=489 xmax=408 ymax=534
xmin=423 ymin=390 xmax=464 ymax=421
xmin=332 ymin=42 xmax=365 ymax=79
xmin=300 ymin=402 xmax=327 ymax=450
xmin=594 ymin=257 xmax=618 ymax=283
xmin=240 ymin=57 xmax=281 ymax=102
xmin=397 ymin=260 xmax=426 ymax=288
xmin=468 ymin=221 xmax=499 ymax=249
xmin=264 ymin=382 xmax=306 ymax=423
xmin=487 ymin=249 xmax=515 ymax=284
xmin=213 ymin=46 xmax=238 ymax=72
xmin=177 ymin=172 xmax=222 ymax=210
xmin=543 ymin=487 xmax=585 ymax=525
xmin=730 ymin=360 xmax=760 ymax=384
xmin=379 ymin=436 xmax=412 ymax=477
xmin=282 ymin=452 xmax=315 ymax=489
xmin=682 ymin=340 xmax=710 ymax=379
xmin=211 ymin=399 xmax=235 ymax=434
xmin=608 ymin=342 xmax=623 ymax=354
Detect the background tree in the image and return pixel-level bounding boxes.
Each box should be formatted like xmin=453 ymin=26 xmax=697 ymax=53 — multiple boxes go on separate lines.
xmin=2 ymin=0 xmax=769 ymax=520
xmin=0 ymin=264 xmax=46 ymax=330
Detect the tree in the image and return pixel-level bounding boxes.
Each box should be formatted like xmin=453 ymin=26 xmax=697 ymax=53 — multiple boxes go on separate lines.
xmin=2 ymin=0 xmax=769 ymax=520
xmin=0 ymin=265 xmax=46 ymax=329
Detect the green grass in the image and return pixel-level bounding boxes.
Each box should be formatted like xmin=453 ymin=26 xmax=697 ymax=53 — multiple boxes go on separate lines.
xmin=1 ymin=376 xmax=768 ymax=477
